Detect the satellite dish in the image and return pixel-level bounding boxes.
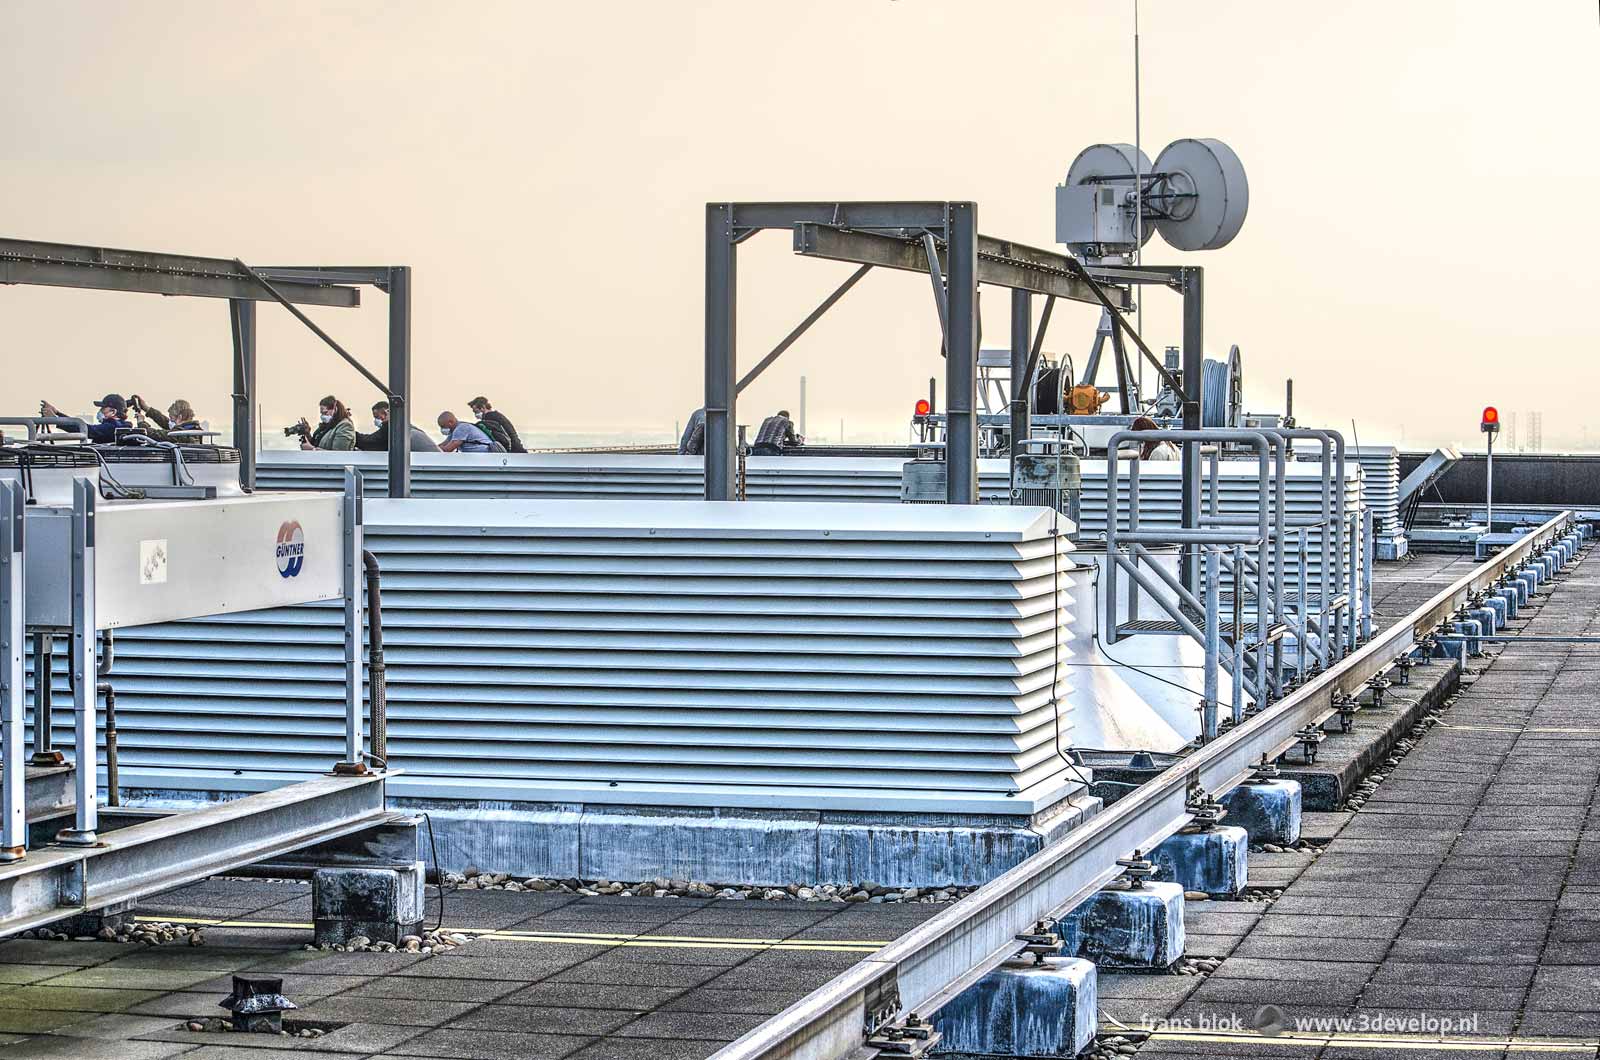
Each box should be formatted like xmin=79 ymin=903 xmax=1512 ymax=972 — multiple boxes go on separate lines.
xmin=1149 ymin=138 xmax=1249 ymax=252
xmin=1064 ymin=143 xmax=1155 ymax=248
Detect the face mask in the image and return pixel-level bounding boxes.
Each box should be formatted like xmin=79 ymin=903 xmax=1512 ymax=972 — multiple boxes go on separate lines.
xmin=320 ymin=413 xmax=333 ymax=424
xmin=374 ymin=419 xmax=383 ymax=429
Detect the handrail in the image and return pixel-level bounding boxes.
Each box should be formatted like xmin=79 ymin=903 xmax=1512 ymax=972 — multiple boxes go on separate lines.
xmin=708 ymin=510 xmax=1576 ymax=1060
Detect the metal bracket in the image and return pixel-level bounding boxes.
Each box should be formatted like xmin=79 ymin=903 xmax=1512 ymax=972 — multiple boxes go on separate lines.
xmin=866 ymin=1013 xmax=941 ymax=1057
xmin=1332 ymin=692 xmax=1358 ymax=734
xmin=1115 ymin=853 xmax=1159 ymax=888
xmin=1015 ymin=918 xmax=1065 ymax=965
xmin=1182 ymin=794 xmax=1227 ymax=833
xmin=1247 ymin=755 xmax=1280 ymax=783
xmin=1366 ymin=676 xmax=1391 ymax=708
xmin=1395 ymin=656 xmax=1414 ymax=686
xmin=1297 ymin=725 xmax=1327 ymax=763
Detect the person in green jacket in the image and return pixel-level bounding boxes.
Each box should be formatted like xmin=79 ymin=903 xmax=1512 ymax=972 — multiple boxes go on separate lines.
xmin=298 ymin=396 xmax=356 ymax=451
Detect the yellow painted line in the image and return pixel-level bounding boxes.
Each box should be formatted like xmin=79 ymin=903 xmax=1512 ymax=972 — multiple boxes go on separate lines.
xmin=1142 ymin=1029 xmax=1600 ymax=1053
xmin=138 ymin=915 xmax=884 ymax=953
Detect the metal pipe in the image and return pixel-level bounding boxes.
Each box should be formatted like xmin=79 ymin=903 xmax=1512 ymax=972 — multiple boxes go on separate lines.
xmin=31 ymin=632 xmax=58 ymax=765
xmin=1009 ymin=288 xmax=1032 ymax=493
xmin=1203 ymin=547 xmax=1220 ymax=741
xmin=99 ymin=630 xmax=117 ymax=807
xmin=362 ymin=550 xmax=387 ymax=767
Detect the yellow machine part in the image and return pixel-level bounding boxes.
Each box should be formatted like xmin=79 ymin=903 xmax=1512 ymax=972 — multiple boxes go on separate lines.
xmin=1066 ymin=385 xmax=1109 ymax=416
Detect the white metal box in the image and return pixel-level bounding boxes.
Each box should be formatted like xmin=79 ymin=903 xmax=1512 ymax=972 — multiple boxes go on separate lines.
xmin=1055 ymin=183 xmax=1133 ymax=248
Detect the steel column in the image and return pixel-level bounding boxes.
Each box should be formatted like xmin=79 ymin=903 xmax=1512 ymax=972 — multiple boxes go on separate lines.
xmin=1180 ymin=267 xmax=1204 ymax=592
xmin=0 ymin=482 xmax=23 ymax=859
xmin=945 ymin=204 xmax=979 ymax=504
xmin=342 ymin=470 xmax=365 ymax=767
xmin=229 ymin=298 xmax=258 ymax=491
xmin=1009 ymin=288 xmax=1032 ymax=488
xmin=705 ymin=205 xmax=738 ymax=501
xmin=58 ymin=479 xmax=97 ymax=845
xmin=386 ymin=266 xmax=413 ymax=499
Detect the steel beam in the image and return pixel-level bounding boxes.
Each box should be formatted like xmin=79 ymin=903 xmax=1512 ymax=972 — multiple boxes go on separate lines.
xmin=735 ymin=265 xmax=872 ymax=395
xmin=729 ymin=202 xmax=952 ymax=233
xmin=944 ymin=205 xmax=979 ymax=504
xmin=705 ymin=205 xmax=738 ymax=501
xmin=57 ymin=480 xmax=96 ymax=846
xmin=0 ymin=239 xmax=360 ymax=308
xmin=0 ymin=482 xmax=22 ymax=859
xmin=708 ymin=510 xmax=1575 ymax=1060
xmin=793 ymin=225 xmax=1115 ymax=307
xmin=0 ymin=774 xmax=389 ymax=937
xmin=1180 ymin=267 xmax=1204 ymax=592
xmin=386 ymin=266 xmax=413 ymax=498
xmin=1009 ymin=290 xmax=1031 ymax=487
xmin=229 ymin=299 xmax=258 ymax=491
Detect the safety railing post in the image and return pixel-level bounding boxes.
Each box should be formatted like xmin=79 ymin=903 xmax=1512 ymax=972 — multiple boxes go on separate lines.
xmin=1203 ymin=546 xmax=1220 ymax=742
xmin=0 ymin=481 xmax=24 ymax=860
xmin=57 ymin=477 xmax=98 ymax=846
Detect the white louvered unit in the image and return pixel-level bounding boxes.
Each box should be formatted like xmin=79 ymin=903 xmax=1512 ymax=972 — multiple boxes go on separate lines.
xmin=41 ymin=500 xmax=1083 ymax=816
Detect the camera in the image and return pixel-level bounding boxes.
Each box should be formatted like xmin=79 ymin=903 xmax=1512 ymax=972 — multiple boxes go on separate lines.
xmin=283 ymin=421 xmax=310 ymax=440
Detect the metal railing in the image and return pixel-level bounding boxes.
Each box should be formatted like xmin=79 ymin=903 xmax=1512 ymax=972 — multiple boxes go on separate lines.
xmin=708 ymin=509 xmax=1576 ymax=1060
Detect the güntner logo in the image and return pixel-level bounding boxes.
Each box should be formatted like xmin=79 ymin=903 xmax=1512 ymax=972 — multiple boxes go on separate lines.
xmin=275 ymin=520 xmax=305 ymax=578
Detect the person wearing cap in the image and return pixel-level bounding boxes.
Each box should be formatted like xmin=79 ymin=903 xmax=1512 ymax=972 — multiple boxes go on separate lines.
xmin=752 ymin=409 xmax=802 ymax=456
xmin=39 ymin=394 xmax=132 ymax=444
xmin=467 ymin=396 xmax=525 ymax=453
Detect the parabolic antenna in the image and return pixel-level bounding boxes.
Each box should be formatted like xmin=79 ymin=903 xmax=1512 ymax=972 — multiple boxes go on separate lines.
xmin=1064 ymin=143 xmax=1156 ymax=248
xmin=1149 ymin=138 xmax=1249 ymax=251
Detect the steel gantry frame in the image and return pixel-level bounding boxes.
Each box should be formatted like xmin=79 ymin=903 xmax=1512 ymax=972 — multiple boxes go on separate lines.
xmin=0 ymin=238 xmax=414 ymax=498
xmin=704 ymin=202 xmax=1171 ymax=505
xmin=709 ymin=509 xmax=1578 ymax=1060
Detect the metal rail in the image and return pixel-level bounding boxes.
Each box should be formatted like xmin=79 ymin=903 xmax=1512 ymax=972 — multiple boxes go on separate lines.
xmin=709 ymin=510 xmax=1576 ymax=1060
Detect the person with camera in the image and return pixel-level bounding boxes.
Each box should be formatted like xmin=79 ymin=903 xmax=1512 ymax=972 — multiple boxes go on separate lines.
xmin=128 ymin=395 xmax=203 ymax=438
xmin=39 ymin=393 xmax=132 ymax=443
xmin=294 ymin=396 xmax=356 ymax=451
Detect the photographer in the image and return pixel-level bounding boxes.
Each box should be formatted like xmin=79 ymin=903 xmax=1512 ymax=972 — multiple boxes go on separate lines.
xmin=296 ymin=396 xmax=356 ymax=451
xmin=39 ymin=394 xmax=131 ymax=444
xmin=129 ymin=395 xmax=203 ymax=438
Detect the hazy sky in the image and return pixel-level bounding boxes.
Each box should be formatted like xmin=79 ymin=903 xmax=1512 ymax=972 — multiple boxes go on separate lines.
xmin=4 ymin=1 xmax=1596 ymax=450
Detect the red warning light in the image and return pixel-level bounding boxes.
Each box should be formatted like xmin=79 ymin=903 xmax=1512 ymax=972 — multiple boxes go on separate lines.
xmin=915 ymin=399 xmax=932 ymax=416
xmin=1481 ymin=406 xmax=1500 ymax=434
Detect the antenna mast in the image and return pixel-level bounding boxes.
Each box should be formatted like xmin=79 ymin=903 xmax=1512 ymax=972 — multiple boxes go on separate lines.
xmin=1133 ymin=0 xmax=1143 ymax=399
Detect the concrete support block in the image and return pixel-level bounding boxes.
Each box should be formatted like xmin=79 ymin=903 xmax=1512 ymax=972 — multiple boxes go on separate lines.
xmin=1470 ymin=607 xmax=1498 ymax=635
xmin=932 ymin=956 xmax=1097 ymax=1058
xmin=1513 ymin=574 xmax=1533 ymax=605
xmin=1152 ymin=826 xmax=1248 ymax=897
xmin=53 ymin=901 xmax=137 ymax=938
xmin=1059 ymin=881 xmax=1185 ymax=969
xmin=312 ymin=863 xmax=425 ymax=946
xmin=1497 ymin=587 xmax=1519 ymax=619
xmin=1222 ymin=779 xmax=1302 ymax=847
xmin=1482 ymin=595 xmax=1508 ymax=627
xmin=580 ymin=808 xmax=818 ymax=885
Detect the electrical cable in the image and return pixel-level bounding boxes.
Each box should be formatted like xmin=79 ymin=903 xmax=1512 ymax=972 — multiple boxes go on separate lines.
xmin=420 ymin=811 xmax=448 ymax=932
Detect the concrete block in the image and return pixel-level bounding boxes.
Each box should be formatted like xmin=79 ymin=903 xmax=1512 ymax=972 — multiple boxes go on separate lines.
xmin=1470 ymin=607 xmax=1498 ymax=635
xmin=1497 ymin=586 xmax=1519 ymax=618
xmin=1151 ymin=825 xmax=1248 ymax=896
xmin=1482 ymin=595 xmax=1508 ymax=627
xmin=1222 ymin=779 xmax=1303 ymax=847
xmin=1512 ymin=574 xmax=1532 ymax=605
xmin=818 ymin=796 xmax=1099 ymax=888
xmin=932 ymin=956 xmax=1097 ymax=1057
xmin=313 ymin=863 xmax=425 ymax=946
xmin=579 ymin=808 xmax=818 ymax=885
xmin=1059 ymin=881 xmax=1185 ymax=968
xmin=394 ymin=800 xmax=582 ymax=878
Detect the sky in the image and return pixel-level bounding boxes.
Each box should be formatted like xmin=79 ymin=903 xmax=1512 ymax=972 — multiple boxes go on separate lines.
xmin=3 ymin=1 xmax=1597 ymax=452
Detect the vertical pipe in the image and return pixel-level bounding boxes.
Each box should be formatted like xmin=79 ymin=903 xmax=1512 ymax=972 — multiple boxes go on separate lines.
xmin=0 ymin=482 xmax=24 ymax=858
xmin=1485 ymin=430 xmax=1495 ymax=532
xmin=1009 ymin=288 xmax=1032 ymax=491
xmin=1105 ymin=442 xmax=1121 ymax=643
xmin=342 ymin=469 xmax=365 ymax=768
xmin=58 ymin=478 xmax=97 ymax=845
xmin=230 ymin=298 xmax=258 ymax=491
xmin=705 ymin=204 xmax=738 ymax=501
xmin=1203 ymin=546 xmax=1219 ymax=742
xmin=31 ymin=633 xmax=56 ymax=764
xmin=799 ymin=376 xmax=807 ymax=439
xmin=1180 ymin=268 xmax=1204 ymax=592
xmin=387 ymin=266 xmax=413 ymax=499
xmin=1232 ymin=544 xmax=1246 ymax=721
xmin=945 ymin=204 xmax=979 ymax=504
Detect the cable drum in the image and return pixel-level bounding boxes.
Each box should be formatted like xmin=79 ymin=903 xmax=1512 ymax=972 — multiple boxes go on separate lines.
xmin=1200 ymin=344 xmax=1243 ymax=428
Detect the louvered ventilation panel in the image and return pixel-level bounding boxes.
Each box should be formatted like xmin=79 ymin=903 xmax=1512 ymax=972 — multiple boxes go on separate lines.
xmin=89 ymin=500 xmax=1082 ymax=816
